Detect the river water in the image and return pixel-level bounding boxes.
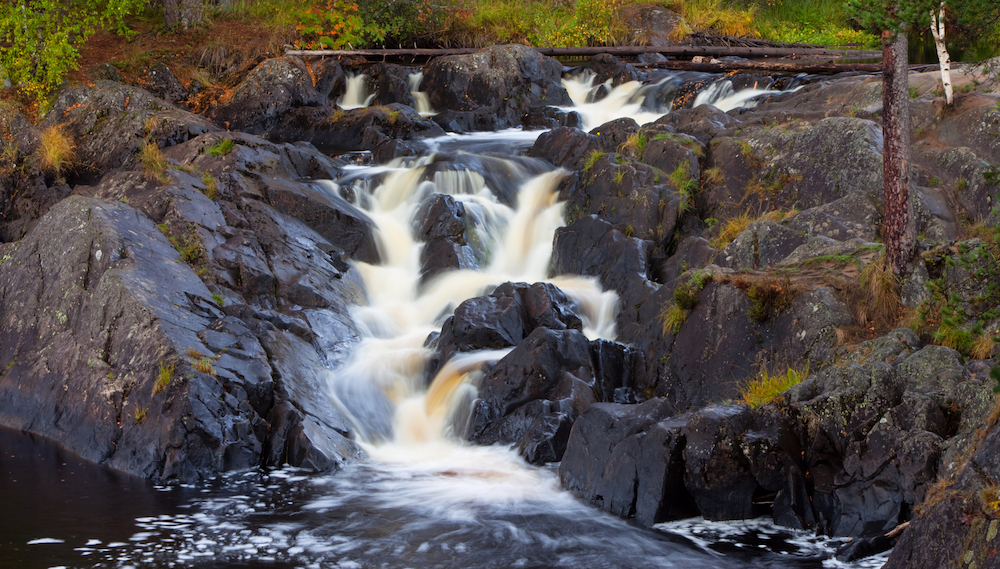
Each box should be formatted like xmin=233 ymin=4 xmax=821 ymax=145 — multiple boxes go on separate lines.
xmin=2 ymin=70 xmax=890 ymax=569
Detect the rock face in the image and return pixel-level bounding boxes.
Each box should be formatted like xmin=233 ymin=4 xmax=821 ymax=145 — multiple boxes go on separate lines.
xmin=422 ymin=44 xmax=572 ymax=130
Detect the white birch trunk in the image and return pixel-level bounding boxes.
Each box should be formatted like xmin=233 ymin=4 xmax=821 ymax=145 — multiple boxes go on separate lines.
xmin=930 ymin=2 xmax=954 ymax=106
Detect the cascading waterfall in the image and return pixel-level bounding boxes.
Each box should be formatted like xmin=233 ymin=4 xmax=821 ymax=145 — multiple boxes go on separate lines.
xmin=317 ymin=155 xmax=617 ymax=450
xmin=338 ymin=72 xmax=377 ymax=109
xmin=408 ymin=71 xmax=437 ymax=117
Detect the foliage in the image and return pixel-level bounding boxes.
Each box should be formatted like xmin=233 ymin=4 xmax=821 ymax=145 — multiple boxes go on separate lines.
xmin=660 ymin=303 xmax=688 ymax=335
xmin=201 ymin=172 xmax=218 ymax=200
xmin=740 ymin=364 xmax=808 ymax=408
xmin=746 ymin=276 xmax=794 ymax=323
xmin=211 ymin=293 xmax=225 ymax=306
xmin=206 ymin=138 xmax=235 ymax=157
xmin=36 ymin=124 xmax=76 ymax=178
xmin=669 ymin=162 xmax=698 ymax=213
xmin=665 ymin=0 xmax=756 ymax=39
xmin=583 ymin=149 xmax=606 ymax=172
xmin=846 ymin=0 xmax=999 ymax=41
xmin=133 ymin=405 xmax=148 ymax=424
xmin=0 ymin=0 xmax=146 ymax=104
xmin=751 ymin=0 xmax=876 ymax=46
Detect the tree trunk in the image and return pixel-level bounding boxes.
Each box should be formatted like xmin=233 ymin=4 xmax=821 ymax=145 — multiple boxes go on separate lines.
xmin=930 ymin=2 xmax=953 ymax=105
xmin=882 ymin=30 xmax=915 ymax=276
xmin=163 ymin=0 xmax=203 ymax=29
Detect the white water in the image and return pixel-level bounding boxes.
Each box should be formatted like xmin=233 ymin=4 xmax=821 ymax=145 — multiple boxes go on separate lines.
xmin=338 ymin=72 xmax=376 ymax=109
xmin=562 ymin=70 xmax=790 ymax=131
xmin=320 ymin=151 xmax=617 ymax=453
xmin=409 ymin=71 xmax=437 ymax=117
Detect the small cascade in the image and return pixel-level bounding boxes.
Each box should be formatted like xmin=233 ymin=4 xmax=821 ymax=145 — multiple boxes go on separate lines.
xmin=319 ymin=153 xmax=617 ymax=447
xmin=562 ymin=68 xmax=794 ymax=130
xmin=408 ymin=71 xmax=436 ymax=117
xmin=338 ymin=72 xmax=376 ymax=109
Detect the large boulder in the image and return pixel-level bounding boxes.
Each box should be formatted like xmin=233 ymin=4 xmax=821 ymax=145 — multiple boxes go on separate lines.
xmin=206 ymin=57 xmax=323 ymax=134
xmin=422 ymin=44 xmax=572 ymax=130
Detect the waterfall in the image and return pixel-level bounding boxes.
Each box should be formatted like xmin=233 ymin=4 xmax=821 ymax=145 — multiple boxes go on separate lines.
xmin=338 ymin=72 xmax=376 ymax=109
xmin=319 ymin=154 xmax=617 ymax=447
xmin=408 ymin=71 xmax=436 ymax=117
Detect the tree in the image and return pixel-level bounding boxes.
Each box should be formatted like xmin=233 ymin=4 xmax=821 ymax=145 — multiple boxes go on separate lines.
xmin=162 ymin=0 xmax=203 ymax=29
xmin=845 ymin=0 xmax=918 ymax=275
xmin=0 ymin=0 xmax=146 ymax=105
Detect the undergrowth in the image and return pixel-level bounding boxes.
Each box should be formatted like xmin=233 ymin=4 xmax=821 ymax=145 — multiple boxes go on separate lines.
xmin=740 ymin=363 xmax=808 ymax=408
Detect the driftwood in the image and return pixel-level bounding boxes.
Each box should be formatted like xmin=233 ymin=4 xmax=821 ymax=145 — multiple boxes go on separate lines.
xmin=637 ymin=60 xmax=883 ymax=74
xmin=285 ymin=45 xmax=883 ymax=60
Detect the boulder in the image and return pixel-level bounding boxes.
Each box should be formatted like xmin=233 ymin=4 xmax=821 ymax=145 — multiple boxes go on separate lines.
xmin=422 ymin=44 xmax=572 ymax=130
xmin=528 ymin=127 xmax=601 ymax=170
xmin=587 ymin=53 xmax=640 ymax=87
xmin=206 ymin=57 xmax=323 ymax=134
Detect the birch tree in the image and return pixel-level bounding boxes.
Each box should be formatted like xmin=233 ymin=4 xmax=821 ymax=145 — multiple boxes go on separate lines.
xmin=929 ymin=2 xmax=952 ymax=105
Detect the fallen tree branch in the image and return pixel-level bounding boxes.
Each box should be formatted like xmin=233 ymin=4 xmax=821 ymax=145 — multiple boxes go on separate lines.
xmin=637 ymin=60 xmax=883 ymax=74
xmin=285 ymin=45 xmax=883 ymax=60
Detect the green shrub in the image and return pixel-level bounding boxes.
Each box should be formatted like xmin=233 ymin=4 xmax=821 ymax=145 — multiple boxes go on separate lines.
xmin=741 ymin=364 xmax=808 ymax=408
xmin=206 ymin=139 xmax=235 ymax=157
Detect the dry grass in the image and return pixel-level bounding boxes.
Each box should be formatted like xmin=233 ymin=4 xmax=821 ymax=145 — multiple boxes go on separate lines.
xmin=857 ymin=256 xmax=901 ymax=328
xmin=37 ymin=125 xmax=76 ymax=178
xmin=665 ymin=0 xmax=757 ymax=39
xmin=660 ymin=303 xmax=687 ymax=335
xmin=971 ymin=334 xmax=997 ymax=360
xmin=710 ymin=211 xmax=754 ymax=249
xmin=193 ymin=358 xmax=216 ymax=376
xmin=740 ymin=364 xmax=808 ymax=408
xmin=140 ymin=141 xmax=168 ymax=181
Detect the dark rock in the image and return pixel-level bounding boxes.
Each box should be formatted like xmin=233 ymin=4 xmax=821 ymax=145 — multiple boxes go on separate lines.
xmin=587 ymin=53 xmax=640 ymax=87
xmin=368 ymin=63 xmax=416 ymax=107
xmin=422 ymin=44 xmax=572 ymax=130
xmin=206 ymin=57 xmax=322 ymax=134
xmin=272 ymin=104 xmax=445 ymax=154
xmin=311 ymin=58 xmax=347 ymax=100
xmin=42 ymin=82 xmax=220 ymax=181
xmin=550 ymin=215 xmax=649 ymax=295
xmin=683 ymin=404 xmax=759 ymax=520
xmin=468 ymin=328 xmax=597 ymax=463
xmin=590 ymin=118 xmax=639 ymax=154
xmin=714 ymin=220 xmax=807 ymax=270
xmin=656 ymin=104 xmax=741 ymax=146
xmin=142 ymin=62 xmax=188 ymax=105
xmin=659 ymin=236 xmax=718 ymax=287
xmin=528 ymin=127 xmax=601 ymax=170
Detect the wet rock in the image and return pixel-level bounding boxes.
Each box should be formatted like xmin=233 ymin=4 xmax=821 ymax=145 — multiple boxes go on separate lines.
xmin=559 ymin=400 xmax=696 ymax=525
xmin=684 ymin=404 xmax=759 ymax=520
xmin=422 ymin=44 xmax=572 ymax=130
xmin=368 ymin=63 xmax=416 ymax=108
xmin=467 ymin=328 xmax=598 ymax=463
xmin=528 ymin=127 xmax=601 ymax=170
xmin=587 ymin=53 xmax=640 ymax=87
xmin=272 ymin=104 xmax=445 ymax=154
xmin=656 ymin=104 xmax=741 ymax=146
xmin=550 ymin=215 xmax=650 ymax=295
xmin=590 ymin=118 xmax=639 ymax=154
xmin=658 ymin=236 xmax=718 ymax=287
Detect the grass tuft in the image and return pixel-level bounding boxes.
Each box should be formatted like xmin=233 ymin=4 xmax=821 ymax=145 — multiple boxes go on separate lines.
xmin=711 ymin=211 xmax=754 ymax=250
xmin=660 ymin=303 xmax=687 ymax=335
xmin=37 ymin=125 xmax=76 ymax=178
xmin=201 ymin=172 xmax=218 ymax=200
xmin=193 ymin=358 xmax=216 ymax=376
xmin=858 ymin=256 xmax=901 ymax=329
xmin=140 ymin=141 xmax=168 ymax=181
xmin=154 ymin=361 xmax=174 ymax=395
xmin=740 ymin=364 xmax=808 ymax=408
xmin=206 ymin=138 xmax=235 ymax=157
xmin=583 ymin=149 xmax=606 ymax=172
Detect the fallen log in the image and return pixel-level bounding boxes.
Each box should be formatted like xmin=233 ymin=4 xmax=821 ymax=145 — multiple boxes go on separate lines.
xmin=637 ymin=60 xmax=883 ymax=74
xmin=285 ymin=45 xmax=883 ymax=60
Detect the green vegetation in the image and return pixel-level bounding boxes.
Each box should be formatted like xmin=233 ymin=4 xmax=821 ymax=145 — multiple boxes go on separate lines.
xmin=206 ymin=139 xmax=235 ymax=157
xmin=140 ymin=141 xmax=168 ymax=181
xmin=669 ymin=162 xmax=697 ymax=213
xmin=154 ymin=361 xmax=174 ymax=394
xmin=740 ymin=364 xmax=808 ymax=408
xmin=660 ymin=303 xmax=688 ymax=335
xmin=211 ymin=293 xmax=225 ymax=306
xmin=620 ymin=132 xmax=647 ymax=158
xmin=133 ymin=405 xmax=148 ymax=424
xmin=711 ymin=211 xmax=754 ymax=250
xmin=201 ymin=172 xmax=218 ymax=200
xmin=0 ymin=0 xmax=146 ymax=105
xmin=660 ymin=270 xmax=712 ymax=335
xmin=746 ymin=276 xmax=795 ymax=323
xmin=193 ymin=357 xmax=216 ymax=376
xmin=583 ymin=150 xmax=606 ymax=172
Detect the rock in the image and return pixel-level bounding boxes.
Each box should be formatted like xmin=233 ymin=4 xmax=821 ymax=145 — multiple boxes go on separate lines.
xmin=590 ymin=118 xmax=639 ymax=154
xmin=623 ymin=6 xmax=681 ymax=47
xmin=142 ymin=62 xmax=188 ymax=105
xmin=528 ymin=127 xmax=601 ymax=170
xmin=587 ymin=53 xmax=640 ymax=87
xmin=656 ymin=104 xmax=741 ymax=146
xmin=0 ymin=196 xmax=265 ymax=482
xmin=422 ymin=44 xmax=572 ymax=130
xmin=783 ymin=192 xmax=881 ymax=243
xmin=714 ymin=220 xmax=807 ymax=270
xmin=42 ymin=81 xmax=220 ymax=181
xmin=658 ymin=236 xmax=718 ymax=287
xmin=550 ymin=215 xmax=650 ymax=296
xmin=368 ymin=63 xmax=416 ymax=108
xmin=467 ymin=328 xmax=598 ymax=463
xmin=271 ymin=104 xmax=445 ymax=155
xmin=684 ymin=405 xmax=760 ymax=520
xmin=559 ymin=399 xmax=696 ymax=525
xmin=206 ymin=57 xmax=323 ymax=134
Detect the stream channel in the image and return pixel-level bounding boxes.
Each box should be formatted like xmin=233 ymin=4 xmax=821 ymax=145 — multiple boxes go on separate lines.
xmin=3 ymin=69 xmax=892 ymax=569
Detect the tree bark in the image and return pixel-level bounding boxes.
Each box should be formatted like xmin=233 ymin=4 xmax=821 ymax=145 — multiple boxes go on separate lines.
xmin=163 ymin=0 xmax=203 ymax=29
xmin=930 ymin=2 xmax=953 ymax=105
xmin=882 ymin=30 xmax=915 ymax=276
